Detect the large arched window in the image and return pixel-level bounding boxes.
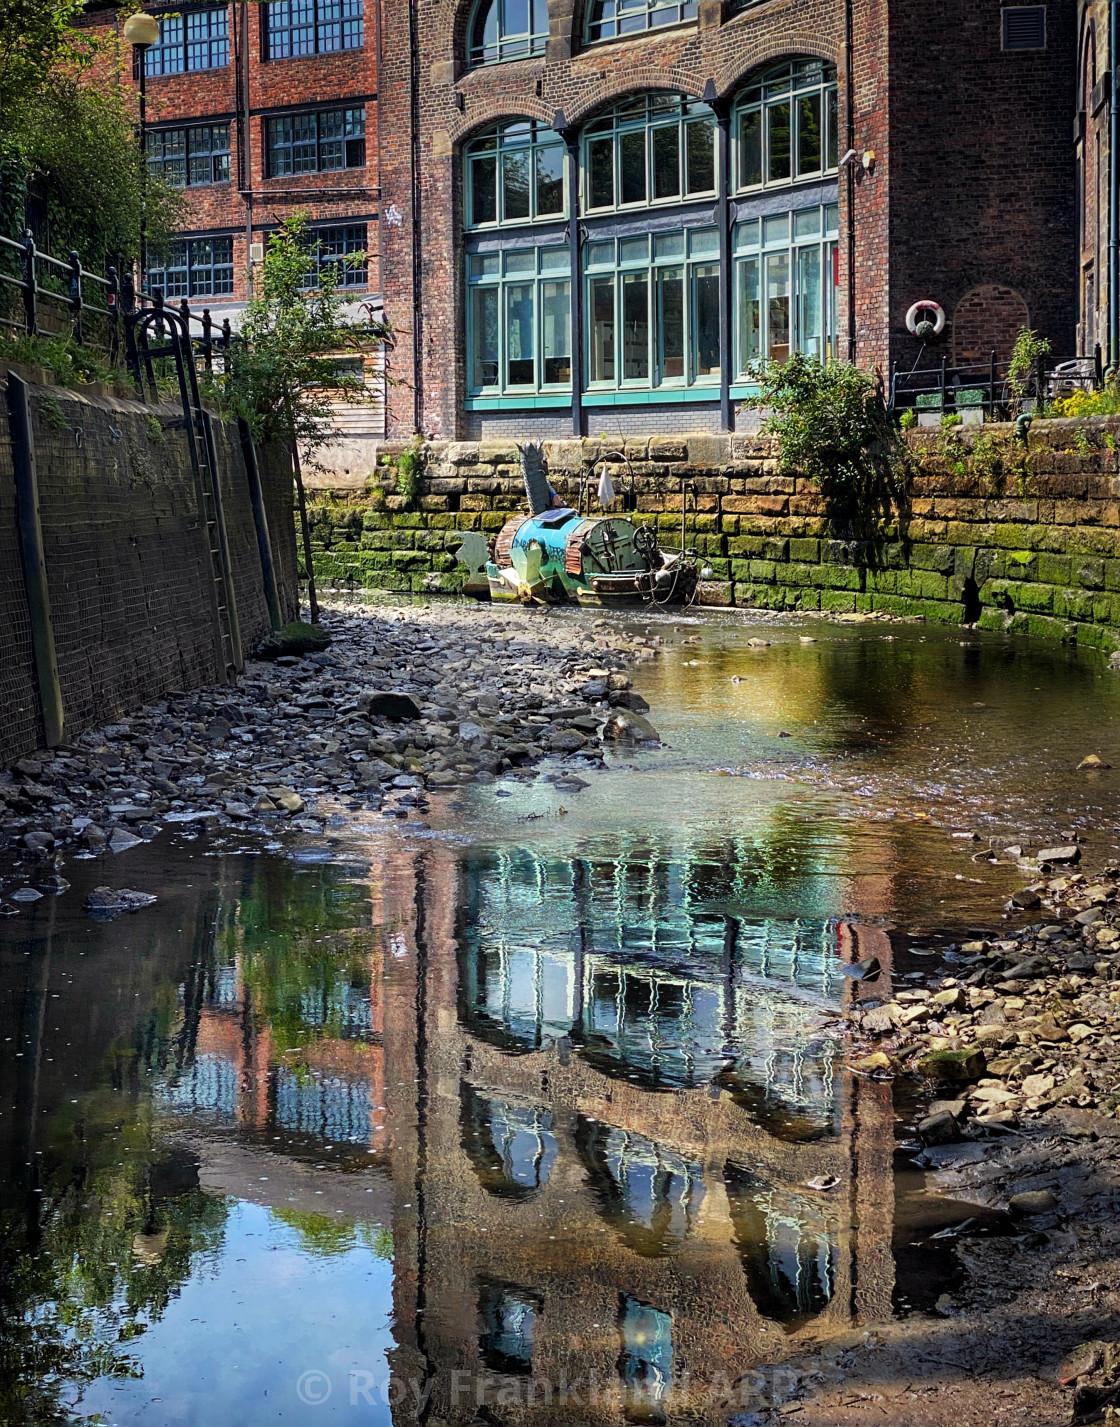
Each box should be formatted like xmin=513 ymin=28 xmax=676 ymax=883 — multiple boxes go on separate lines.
xmin=468 ymin=0 xmax=549 ymax=66
xmin=731 ymin=59 xmax=841 ymax=371
xmin=586 ymin=0 xmax=697 ymax=44
xmin=582 ymin=94 xmax=715 ymax=213
xmin=465 ymin=119 xmax=566 ymax=229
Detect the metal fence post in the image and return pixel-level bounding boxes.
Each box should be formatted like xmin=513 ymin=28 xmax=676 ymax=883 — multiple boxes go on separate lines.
xmin=989 ymin=350 xmax=997 ymax=421
xmin=21 ymin=230 xmax=36 ymax=337
xmin=6 ymin=372 xmax=65 ymax=748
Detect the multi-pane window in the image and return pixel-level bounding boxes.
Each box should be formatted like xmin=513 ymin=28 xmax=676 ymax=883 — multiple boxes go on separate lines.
xmin=585 ymin=229 xmax=721 ymax=390
xmin=586 ymin=0 xmax=697 ymax=42
xmin=147 ymin=125 xmax=231 ymax=187
xmin=583 ymin=95 xmax=716 ymax=213
xmin=735 ymin=204 xmax=840 ymax=371
xmin=148 ymin=236 xmax=234 ymax=298
xmin=266 ymin=108 xmax=366 ymax=175
xmin=466 ymin=246 xmax=571 ymax=394
xmin=306 ymin=224 xmax=368 ymax=287
xmin=734 ymin=59 xmax=839 ymax=191
xmin=144 ymin=7 xmax=229 ymax=74
xmin=466 ymin=121 xmax=566 ymax=229
xmin=264 ymin=0 xmax=363 ymax=59
xmin=468 ymin=0 xmax=548 ymax=65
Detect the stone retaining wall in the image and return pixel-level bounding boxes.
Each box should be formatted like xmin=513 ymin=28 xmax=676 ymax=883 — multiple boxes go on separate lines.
xmin=306 ymin=419 xmax=1120 ymax=652
xmin=0 ymin=375 xmax=299 ymax=765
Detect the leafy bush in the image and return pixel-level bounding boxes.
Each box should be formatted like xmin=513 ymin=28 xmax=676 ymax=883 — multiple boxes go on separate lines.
xmin=755 ymin=354 xmax=903 ymax=517
xmin=395 ymin=436 xmax=424 ymax=508
xmin=1051 ymin=387 xmax=1120 ymax=419
xmin=1008 ymin=327 xmax=1052 ymax=404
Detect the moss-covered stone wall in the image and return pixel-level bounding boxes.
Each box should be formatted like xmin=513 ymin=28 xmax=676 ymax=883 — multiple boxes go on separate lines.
xmin=306 ymin=419 xmax=1120 ymax=651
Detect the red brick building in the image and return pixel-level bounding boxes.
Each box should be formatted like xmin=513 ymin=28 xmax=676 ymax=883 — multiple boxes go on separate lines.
xmin=80 ymin=0 xmax=386 ymax=457
xmin=375 ymin=0 xmax=1077 ymax=440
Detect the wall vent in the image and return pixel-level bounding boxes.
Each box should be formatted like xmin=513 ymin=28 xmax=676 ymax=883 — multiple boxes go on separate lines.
xmin=1002 ymin=6 xmax=1046 ymax=51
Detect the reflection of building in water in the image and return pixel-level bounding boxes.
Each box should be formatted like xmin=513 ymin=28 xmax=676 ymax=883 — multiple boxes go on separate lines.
xmin=381 ymin=833 xmax=896 ymax=1425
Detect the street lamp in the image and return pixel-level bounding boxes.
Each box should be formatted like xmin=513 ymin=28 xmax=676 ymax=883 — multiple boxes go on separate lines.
xmin=124 ymin=12 xmax=160 ymax=287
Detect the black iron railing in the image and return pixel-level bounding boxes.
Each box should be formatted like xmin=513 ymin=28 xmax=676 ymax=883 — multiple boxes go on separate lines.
xmin=0 ymin=228 xmax=122 ymax=358
xmin=890 ymin=346 xmax=1105 ymax=422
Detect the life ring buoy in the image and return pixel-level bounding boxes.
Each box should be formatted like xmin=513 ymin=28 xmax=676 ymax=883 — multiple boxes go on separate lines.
xmin=906 ymin=300 xmax=946 ymax=337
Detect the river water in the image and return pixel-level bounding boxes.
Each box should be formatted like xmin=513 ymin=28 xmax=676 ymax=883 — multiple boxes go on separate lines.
xmin=2 ymin=608 xmax=1118 ymax=1426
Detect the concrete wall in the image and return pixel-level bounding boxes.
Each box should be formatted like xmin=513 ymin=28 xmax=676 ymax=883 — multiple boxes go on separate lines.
xmin=0 ymin=375 xmax=298 ymax=767
xmin=308 ymin=418 xmax=1120 ymax=652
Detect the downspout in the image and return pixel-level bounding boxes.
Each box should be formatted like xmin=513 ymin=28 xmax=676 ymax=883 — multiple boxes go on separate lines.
xmin=408 ymin=0 xmax=424 ymax=433
xmin=238 ymin=2 xmax=253 ymax=297
xmin=845 ymin=0 xmax=857 ymax=363
xmin=716 ymin=100 xmax=732 ymax=431
xmin=1110 ymin=0 xmax=1118 ymax=371
xmin=563 ymin=130 xmax=584 ymax=440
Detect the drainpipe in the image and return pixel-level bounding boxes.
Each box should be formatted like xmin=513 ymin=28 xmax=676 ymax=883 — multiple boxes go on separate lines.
xmin=563 ymin=129 xmax=584 ymax=440
xmin=845 ymin=0 xmax=857 ymax=363
xmin=1111 ymin=0 xmax=1119 ymax=371
xmin=239 ymin=2 xmax=253 ymax=298
xmin=716 ymin=99 xmax=733 ymax=432
xmin=408 ymin=0 xmax=424 ymax=434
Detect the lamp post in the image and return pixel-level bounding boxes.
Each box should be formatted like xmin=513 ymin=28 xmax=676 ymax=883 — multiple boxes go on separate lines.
xmin=123 ymin=12 xmax=160 ymax=288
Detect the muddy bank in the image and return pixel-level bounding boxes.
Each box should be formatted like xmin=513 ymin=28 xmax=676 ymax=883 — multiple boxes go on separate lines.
xmin=0 ymin=599 xmax=660 ymax=906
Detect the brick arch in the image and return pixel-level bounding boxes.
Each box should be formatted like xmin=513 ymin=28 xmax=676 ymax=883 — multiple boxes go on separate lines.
xmin=447 ymin=102 xmax=556 ymax=148
xmin=952 ymin=285 xmax=1030 ymax=367
xmin=712 ymin=34 xmax=843 ymax=101
xmin=564 ymin=72 xmax=707 ymax=128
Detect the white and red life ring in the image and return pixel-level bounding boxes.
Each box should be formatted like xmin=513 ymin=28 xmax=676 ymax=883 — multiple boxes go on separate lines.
xmin=905 ymin=300 xmax=946 ymax=337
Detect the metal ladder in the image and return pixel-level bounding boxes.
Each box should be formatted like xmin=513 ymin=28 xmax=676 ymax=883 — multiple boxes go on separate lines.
xmin=128 ymin=303 xmax=243 ymax=681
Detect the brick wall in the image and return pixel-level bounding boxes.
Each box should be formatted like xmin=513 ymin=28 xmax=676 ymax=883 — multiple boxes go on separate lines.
xmin=0 ymin=376 xmax=298 ymax=766
xmin=308 ymin=418 xmax=1120 ymax=653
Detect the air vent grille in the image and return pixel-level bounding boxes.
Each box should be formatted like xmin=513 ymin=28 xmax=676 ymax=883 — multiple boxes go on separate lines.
xmin=1002 ymin=6 xmax=1046 ymax=51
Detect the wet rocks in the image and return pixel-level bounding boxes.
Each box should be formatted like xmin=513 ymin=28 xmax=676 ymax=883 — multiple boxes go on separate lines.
xmin=365 ymin=692 xmax=422 ymax=722
xmin=602 ymin=711 xmax=660 ymax=743
xmin=918 ymin=1047 xmax=987 ymax=1082
xmin=1008 ymin=1187 xmax=1058 ymax=1215
xmin=84 ymin=887 xmax=158 ymax=918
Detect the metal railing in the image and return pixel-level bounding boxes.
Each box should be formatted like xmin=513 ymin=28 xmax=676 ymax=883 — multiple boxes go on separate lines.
xmin=889 ymin=346 xmax=1106 ymax=422
xmin=0 ymin=228 xmax=122 ymax=358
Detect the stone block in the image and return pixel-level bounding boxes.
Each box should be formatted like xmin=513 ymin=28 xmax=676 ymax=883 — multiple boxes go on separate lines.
xmin=1078 ymin=557 xmax=1106 ymax=590
xmin=648 ymin=437 xmax=688 ymax=461
xmin=789 ymin=536 xmax=821 ymax=562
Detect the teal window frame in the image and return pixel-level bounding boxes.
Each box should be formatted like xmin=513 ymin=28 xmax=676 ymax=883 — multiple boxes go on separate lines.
xmin=465 ymin=120 xmax=568 ymax=231
xmin=468 ymin=0 xmax=549 ymax=66
xmin=581 ymin=94 xmax=717 ymax=215
xmin=465 ymin=245 xmax=573 ymax=397
xmin=586 ymin=0 xmax=698 ymax=44
xmin=583 ymin=228 xmax=723 ymax=394
xmin=733 ymin=203 xmax=840 ymax=376
xmin=733 ymin=58 xmax=839 ymax=193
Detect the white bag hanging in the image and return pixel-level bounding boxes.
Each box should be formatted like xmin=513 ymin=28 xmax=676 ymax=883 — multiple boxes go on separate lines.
xmin=597 ymin=466 xmax=616 ymax=507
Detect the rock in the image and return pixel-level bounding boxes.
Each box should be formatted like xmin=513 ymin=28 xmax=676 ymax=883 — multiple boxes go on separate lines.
xmin=851 ymin=1051 xmax=894 ymax=1074
xmin=458 ymin=721 xmax=486 ymax=743
xmin=609 ymin=689 xmax=650 ymax=714
xmin=747 ymin=638 xmax=771 ymax=648
xmin=1005 ymin=956 xmax=1051 ymax=980
xmin=10 ymin=887 xmax=42 ymax=902
xmin=22 ymin=830 xmax=54 ymax=852
xmin=861 ymin=1004 xmax=897 ymax=1034
xmin=254 ymin=795 xmax=278 ymax=813
xmin=1011 ymin=888 xmax=1042 ymax=909
xmin=1021 ymin=1072 xmax=1056 ymax=1098
xmin=1035 ymin=1014 xmax=1069 ymax=1042
xmin=1059 ymin=1341 xmax=1109 ymax=1386
xmin=1079 ymin=754 xmax=1111 ymax=769
xmin=602 ymin=711 xmax=660 ymax=743
xmin=84 ymin=887 xmax=158 ymax=919
xmin=548 ymin=729 xmax=588 ymax=753
xmin=1008 ymin=1188 xmax=1057 ymax=1215
xmin=932 ymin=987 xmax=966 ymax=1010
xmin=918 ymin=1047 xmax=986 ymax=1082
xmin=253 ymin=621 xmax=331 ymax=659
xmin=841 ymin=955 xmax=881 ymax=983
xmin=918 ymin=1109 xmax=963 ymax=1146
xmin=804 ymin=1174 xmax=841 ymax=1192
xmin=108 ymin=827 xmax=143 ymax=853
xmin=267 ymin=787 xmax=305 ymax=814
xmin=0 ymin=902 xmax=18 ymax=916
xmin=82 ymin=824 xmax=107 ymax=849
xmin=365 ymin=692 xmax=422 ymax=722
xmin=1037 ymin=845 xmax=1081 ymax=865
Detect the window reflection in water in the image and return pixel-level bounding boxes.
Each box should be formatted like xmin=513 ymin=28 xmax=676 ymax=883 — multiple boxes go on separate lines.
xmin=618 ymin=1296 xmax=673 ymax=1425
xmin=478 ymin=1282 xmax=542 ymax=1374
xmin=577 ymin=1118 xmax=704 ymax=1257
xmin=460 ymin=1082 xmax=558 ymax=1198
xmin=725 ymin=1164 xmax=837 ymax=1328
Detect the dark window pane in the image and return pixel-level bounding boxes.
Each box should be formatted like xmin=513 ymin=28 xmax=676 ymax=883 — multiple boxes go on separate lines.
xmin=535 ymin=143 xmax=564 ymax=215
xmin=588 ymin=136 xmax=614 ymax=208
xmin=620 ymin=130 xmax=646 ymax=204
xmin=506 ymin=283 xmax=535 ymax=384
xmin=685 ymin=118 xmax=715 ymax=193
xmin=739 ymin=108 xmax=762 ymax=187
xmin=471 ymin=287 xmax=500 ymax=387
xmin=473 ymin=0 xmax=498 ymax=59
xmin=622 ymin=273 xmax=649 ymax=379
xmin=658 ymin=269 xmax=684 ymax=379
xmin=590 ymin=275 xmax=615 ymax=381
xmin=826 ymin=87 xmax=838 ymax=170
xmin=797 ymin=92 xmax=822 ymax=175
xmin=502 ymin=150 xmax=531 ymax=220
xmin=472 ymin=155 xmax=498 ymax=225
xmin=694 ymin=265 xmax=720 ymax=376
xmin=768 ymin=101 xmax=792 ymax=182
xmin=652 ymin=126 xmax=680 ymax=200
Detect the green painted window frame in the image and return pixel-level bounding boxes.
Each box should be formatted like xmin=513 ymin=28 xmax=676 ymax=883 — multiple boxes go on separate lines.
xmin=733 ymin=58 xmax=839 ymax=193
xmin=586 ymin=0 xmax=698 ymax=44
xmin=465 ymin=245 xmax=573 ymax=397
xmin=468 ymin=0 xmax=549 ymax=66
xmin=465 ymin=120 xmax=569 ymax=231
xmin=581 ymin=94 xmax=716 ymax=215
xmin=732 ymin=203 xmax=840 ymax=376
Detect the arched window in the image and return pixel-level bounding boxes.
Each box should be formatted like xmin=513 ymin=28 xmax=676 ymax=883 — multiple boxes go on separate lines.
xmin=468 ymin=0 xmax=549 ymax=66
xmin=734 ymin=58 xmax=838 ymax=192
xmin=586 ymin=0 xmax=697 ymax=44
xmin=460 ymin=1084 xmax=559 ymax=1197
xmin=465 ymin=120 xmax=566 ymax=230
xmin=582 ymin=94 xmax=715 ymax=213
xmin=731 ymin=59 xmax=841 ymax=371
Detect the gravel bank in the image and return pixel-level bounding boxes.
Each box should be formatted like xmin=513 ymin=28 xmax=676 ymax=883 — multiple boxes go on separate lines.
xmin=0 ymin=599 xmax=661 ymax=905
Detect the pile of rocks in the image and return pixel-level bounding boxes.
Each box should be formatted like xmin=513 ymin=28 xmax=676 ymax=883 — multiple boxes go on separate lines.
xmin=0 ymin=600 xmax=662 ymax=898
xmin=852 ymin=852 xmax=1120 ymax=1131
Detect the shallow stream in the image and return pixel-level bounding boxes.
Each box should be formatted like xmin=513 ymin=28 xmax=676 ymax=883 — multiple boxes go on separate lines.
xmin=3 ymin=608 xmax=1119 ymax=1426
